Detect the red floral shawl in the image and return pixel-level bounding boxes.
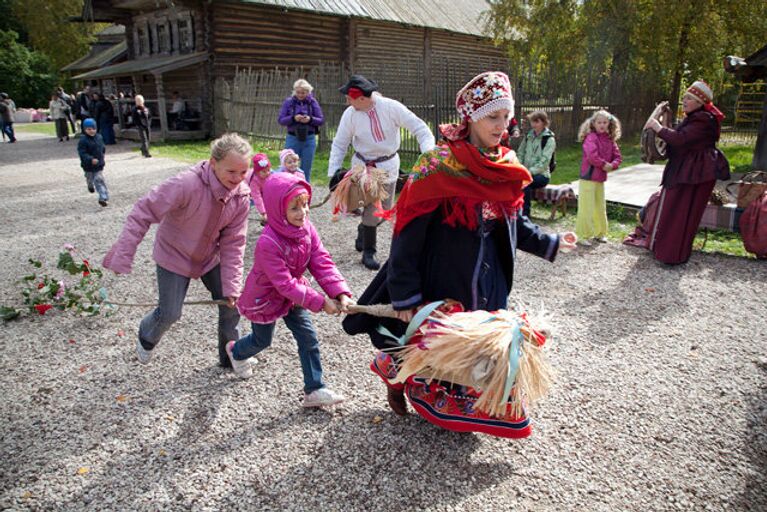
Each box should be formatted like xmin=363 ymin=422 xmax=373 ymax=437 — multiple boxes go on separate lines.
xmin=384 ymin=137 xmax=532 ymax=236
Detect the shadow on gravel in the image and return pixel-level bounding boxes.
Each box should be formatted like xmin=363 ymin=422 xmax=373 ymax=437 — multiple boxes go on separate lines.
xmin=0 ymin=136 xmax=139 ymax=167
xmin=218 ymin=407 xmax=516 ymax=510
xmin=562 ymin=256 xmax=686 ymax=343
xmin=738 ymin=361 xmax=767 ymax=510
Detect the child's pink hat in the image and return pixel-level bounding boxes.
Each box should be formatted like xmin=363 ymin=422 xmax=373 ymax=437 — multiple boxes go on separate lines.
xmin=279 ymin=148 xmax=298 ymax=167
xmin=252 ymin=153 xmax=271 ymax=171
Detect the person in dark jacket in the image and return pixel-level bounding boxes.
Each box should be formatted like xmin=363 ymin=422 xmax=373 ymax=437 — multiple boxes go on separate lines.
xmin=131 ymin=94 xmax=152 ymax=157
xmin=0 ymin=93 xmax=17 ymax=143
xmin=77 ymin=118 xmax=110 ymax=207
xmin=342 ymin=71 xmax=576 ymax=438
xmin=277 ymin=79 xmax=324 ymax=183
xmin=639 ymin=80 xmax=730 ymax=265
xmin=91 ymin=92 xmax=116 ymax=145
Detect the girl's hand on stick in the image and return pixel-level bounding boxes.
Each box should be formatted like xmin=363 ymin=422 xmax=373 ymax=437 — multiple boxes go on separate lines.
xmin=336 ymin=294 xmax=355 ymax=314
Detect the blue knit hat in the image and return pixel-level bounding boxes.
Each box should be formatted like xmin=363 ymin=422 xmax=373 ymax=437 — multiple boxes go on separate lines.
xmin=83 ymin=118 xmax=96 ymax=129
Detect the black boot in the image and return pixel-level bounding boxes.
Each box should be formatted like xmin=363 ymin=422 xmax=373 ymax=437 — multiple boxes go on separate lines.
xmin=355 ymin=223 xmax=363 ymax=252
xmin=361 ymin=225 xmax=380 ymax=270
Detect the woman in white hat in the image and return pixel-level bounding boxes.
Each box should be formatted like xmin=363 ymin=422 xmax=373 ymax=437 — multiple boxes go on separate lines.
xmin=641 ymin=80 xmax=731 ymax=265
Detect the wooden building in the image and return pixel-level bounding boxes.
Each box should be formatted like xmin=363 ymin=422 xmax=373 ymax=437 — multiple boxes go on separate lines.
xmin=724 ymin=44 xmax=767 ymax=171
xmin=74 ymin=0 xmax=508 ymax=141
xmin=62 ymin=24 xmax=128 ymax=78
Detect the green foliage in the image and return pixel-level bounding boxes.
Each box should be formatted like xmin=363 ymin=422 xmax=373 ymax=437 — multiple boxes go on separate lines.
xmin=2 ymin=246 xmax=111 ymax=322
xmin=0 ymin=29 xmax=57 ymax=107
xmin=10 ymin=0 xmax=102 ymax=72
xmin=487 ymin=0 xmax=767 ymax=105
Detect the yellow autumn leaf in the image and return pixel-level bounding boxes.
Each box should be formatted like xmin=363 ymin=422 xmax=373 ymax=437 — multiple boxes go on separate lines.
xmin=22 ymin=491 xmax=32 ymax=499
xmin=77 ymin=467 xmax=90 ymax=475
xmin=115 ymin=394 xmax=128 ymax=402
xmin=159 ymin=449 xmax=168 ymax=456
xmin=372 ymin=415 xmax=383 ymax=424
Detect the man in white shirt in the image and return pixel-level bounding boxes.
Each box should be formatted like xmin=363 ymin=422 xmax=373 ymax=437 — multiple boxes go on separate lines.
xmin=169 ymin=92 xmax=185 ymax=129
xmin=328 ymin=75 xmax=435 ymax=270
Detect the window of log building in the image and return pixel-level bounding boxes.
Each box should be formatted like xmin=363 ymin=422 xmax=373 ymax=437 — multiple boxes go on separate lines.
xmin=157 ymin=22 xmax=170 ymax=54
xmin=177 ymin=17 xmax=194 ymax=54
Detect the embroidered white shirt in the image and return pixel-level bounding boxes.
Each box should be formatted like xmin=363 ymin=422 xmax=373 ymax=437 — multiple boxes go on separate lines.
xmin=327 ymin=94 xmax=435 ymax=182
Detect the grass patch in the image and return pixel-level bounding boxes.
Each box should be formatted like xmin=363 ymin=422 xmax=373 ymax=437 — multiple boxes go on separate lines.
xmin=144 ymin=135 xmax=755 ymax=259
xmin=146 ymin=137 xmax=341 ymax=187
xmin=14 ymin=122 xmax=56 ymax=136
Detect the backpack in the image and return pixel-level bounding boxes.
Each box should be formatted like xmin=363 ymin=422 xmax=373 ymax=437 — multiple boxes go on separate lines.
xmin=740 ymin=190 xmax=767 ymax=259
xmin=541 ymin=133 xmax=556 ymax=173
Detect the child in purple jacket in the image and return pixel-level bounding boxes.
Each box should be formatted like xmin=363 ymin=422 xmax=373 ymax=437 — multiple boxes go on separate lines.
xmin=226 ymin=172 xmax=353 ymax=408
xmin=575 ymin=110 xmax=622 ymax=245
xmin=103 ymin=133 xmax=252 ymax=367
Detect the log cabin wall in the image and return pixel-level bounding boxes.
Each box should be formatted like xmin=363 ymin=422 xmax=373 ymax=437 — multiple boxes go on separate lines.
xmin=211 ymin=2 xmax=345 ymax=79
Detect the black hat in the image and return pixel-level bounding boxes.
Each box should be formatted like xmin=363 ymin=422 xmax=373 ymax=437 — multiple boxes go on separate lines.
xmin=338 ymin=75 xmax=379 ymax=96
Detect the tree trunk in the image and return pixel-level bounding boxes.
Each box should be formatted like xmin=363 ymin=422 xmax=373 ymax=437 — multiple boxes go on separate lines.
xmin=669 ymin=14 xmax=693 ymax=121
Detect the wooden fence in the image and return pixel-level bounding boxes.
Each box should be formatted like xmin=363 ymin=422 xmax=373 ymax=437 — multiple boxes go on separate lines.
xmin=214 ymin=58 xmax=661 ymax=161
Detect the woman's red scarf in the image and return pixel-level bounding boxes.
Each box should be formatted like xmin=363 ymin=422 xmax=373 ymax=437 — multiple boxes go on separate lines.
xmin=384 ymin=138 xmax=532 ymax=236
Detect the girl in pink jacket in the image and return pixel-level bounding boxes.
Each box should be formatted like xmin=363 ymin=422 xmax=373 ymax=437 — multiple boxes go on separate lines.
xmin=248 ymin=152 xmax=271 ymax=218
xmin=575 ymin=110 xmax=622 ymax=245
xmin=103 ymin=133 xmax=252 ymax=367
xmin=226 ymin=172 xmax=353 ymax=408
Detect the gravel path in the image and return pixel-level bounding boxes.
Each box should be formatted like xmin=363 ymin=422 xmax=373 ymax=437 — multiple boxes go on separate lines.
xmin=1 ymin=131 xmax=765 ymax=511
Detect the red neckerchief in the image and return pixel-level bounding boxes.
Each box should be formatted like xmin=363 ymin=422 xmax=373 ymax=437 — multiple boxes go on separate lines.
xmin=385 ymin=138 xmax=532 ymax=236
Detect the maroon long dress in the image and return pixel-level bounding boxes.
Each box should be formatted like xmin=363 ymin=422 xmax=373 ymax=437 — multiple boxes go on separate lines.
xmin=631 ymin=108 xmax=730 ymax=265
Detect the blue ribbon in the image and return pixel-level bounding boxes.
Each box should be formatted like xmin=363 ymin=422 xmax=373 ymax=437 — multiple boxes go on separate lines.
xmin=376 ymin=300 xmax=445 ymax=346
xmin=502 ymin=321 xmax=523 ymax=403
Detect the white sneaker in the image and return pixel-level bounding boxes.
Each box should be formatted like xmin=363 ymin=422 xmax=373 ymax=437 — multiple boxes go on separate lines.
xmin=595 ymin=236 xmax=608 ymax=243
xmin=577 ymin=239 xmax=592 ymax=247
xmin=303 ymin=387 xmax=345 ymax=408
xmin=226 ymin=341 xmax=253 ymax=378
xmin=136 ymin=339 xmax=153 ymax=364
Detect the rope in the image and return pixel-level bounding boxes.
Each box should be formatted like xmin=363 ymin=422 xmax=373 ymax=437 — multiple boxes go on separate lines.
xmin=105 ymin=299 xmax=229 ymax=307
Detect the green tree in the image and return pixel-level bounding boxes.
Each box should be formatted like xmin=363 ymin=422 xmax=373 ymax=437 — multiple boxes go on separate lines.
xmin=0 ymin=30 xmax=58 ymax=107
xmin=487 ymin=0 xmax=767 ymax=114
xmin=11 ymin=0 xmax=101 ymax=72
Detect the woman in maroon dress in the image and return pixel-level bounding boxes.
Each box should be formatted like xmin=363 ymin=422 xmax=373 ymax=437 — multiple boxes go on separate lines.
xmin=641 ymin=81 xmax=730 ymax=265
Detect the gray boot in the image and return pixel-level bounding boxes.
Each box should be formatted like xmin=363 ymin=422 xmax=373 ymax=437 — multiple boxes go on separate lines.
xmin=361 ymin=225 xmax=380 ymax=270
xmin=355 ymin=223 xmax=363 ymax=252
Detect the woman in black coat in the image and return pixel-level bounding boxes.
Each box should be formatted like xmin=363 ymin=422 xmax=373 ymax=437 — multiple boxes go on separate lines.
xmin=343 ymin=72 xmax=576 ymax=438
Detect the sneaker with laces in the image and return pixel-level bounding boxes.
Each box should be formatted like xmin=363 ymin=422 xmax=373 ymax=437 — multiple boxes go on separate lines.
xmin=136 ymin=339 xmax=153 ymax=364
xmin=226 ymin=341 xmax=253 ymax=378
xmin=303 ymin=387 xmax=345 ymax=408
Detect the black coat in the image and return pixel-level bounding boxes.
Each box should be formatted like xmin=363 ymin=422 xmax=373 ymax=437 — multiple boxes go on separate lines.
xmin=131 ymin=105 xmax=151 ymax=130
xmin=77 ymin=133 xmax=106 ymax=172
xmin=343 ymin=208 xmax=559 ymax=349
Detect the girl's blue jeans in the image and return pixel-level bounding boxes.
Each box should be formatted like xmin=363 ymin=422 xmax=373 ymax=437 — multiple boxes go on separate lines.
xmin=139 ymin=265 xmax=240 ymax=351
xmin=285 ymin=133 xmax=316 ymax=183
xmin=232 ymin=307 xmax=324 ymax=393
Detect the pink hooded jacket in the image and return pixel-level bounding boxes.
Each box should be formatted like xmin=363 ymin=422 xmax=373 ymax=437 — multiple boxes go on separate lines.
xmin=238 ymin=172 xmax=351 ymax=324
xmin=102 ymin=160 xmax=251 ymax=298
xmin=247 ymin=153 xmax=271 ymax=215
xmin=580 ymin=131 xmax=622 ymax=183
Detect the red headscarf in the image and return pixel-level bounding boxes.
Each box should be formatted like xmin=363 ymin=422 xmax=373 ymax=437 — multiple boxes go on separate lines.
xmin=385 ymin=133 xmax=531 ymax=236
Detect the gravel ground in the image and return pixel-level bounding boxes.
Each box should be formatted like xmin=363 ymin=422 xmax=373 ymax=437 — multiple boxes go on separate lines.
xmin=0 ymin=131 xmax=765 ymax=511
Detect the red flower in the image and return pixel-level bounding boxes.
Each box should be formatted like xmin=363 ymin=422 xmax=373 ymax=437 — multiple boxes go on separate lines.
xmin=34 ymin=304 xmax=53 ymax=315
xmin=82 ymin=260 xmax=91 ymax=277
xmin=37 ymin=283 xmax=45 ymax=289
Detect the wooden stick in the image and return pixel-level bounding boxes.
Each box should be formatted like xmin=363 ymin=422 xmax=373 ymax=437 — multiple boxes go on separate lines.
xmin=106 ymin=299 xmax=229 ymax=307
xmin=346 ymin=303 xmax=399 ymax=319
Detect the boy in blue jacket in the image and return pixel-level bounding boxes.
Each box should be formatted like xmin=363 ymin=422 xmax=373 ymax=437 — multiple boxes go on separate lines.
xmin=77 ymin=118 xmax=110 ymax=207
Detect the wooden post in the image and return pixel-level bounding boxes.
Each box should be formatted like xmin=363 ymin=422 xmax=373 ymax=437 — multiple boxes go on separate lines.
xmin=155 ymin=72 xmax=168 ymax=141
xmin=348 ymin=18 xmax=357 ymax=73
xmin=753 ymin=89 xmax=767 ymax=171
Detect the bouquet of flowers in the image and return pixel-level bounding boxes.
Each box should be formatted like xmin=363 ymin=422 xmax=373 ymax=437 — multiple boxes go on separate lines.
xmin=1 ymin=244 xmax=111 ymax=321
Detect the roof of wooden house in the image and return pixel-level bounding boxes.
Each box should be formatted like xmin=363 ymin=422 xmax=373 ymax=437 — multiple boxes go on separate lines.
xmin=72 ymin=51 xmax=209 ymax=80
xmin=237 ymin=0 xmax=494 ymax=37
